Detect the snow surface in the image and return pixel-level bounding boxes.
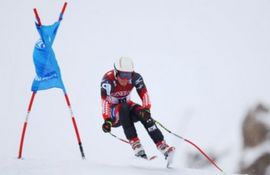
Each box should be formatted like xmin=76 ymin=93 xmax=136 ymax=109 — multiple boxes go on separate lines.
xmin=0 ymin=156 xmax=245 ymax=175
xmin=1 ymin=0 xmax=270 ymax=174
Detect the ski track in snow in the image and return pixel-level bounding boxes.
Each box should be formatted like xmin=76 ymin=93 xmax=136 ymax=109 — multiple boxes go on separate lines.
xmin=0 ymin=156 xmax=246 ymax=175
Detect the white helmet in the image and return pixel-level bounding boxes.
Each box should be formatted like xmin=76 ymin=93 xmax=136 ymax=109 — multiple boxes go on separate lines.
xmin=114 ymin=56 xmax=134 ymax=72
xmin=114 ymin=57 xmax=134 ymax=79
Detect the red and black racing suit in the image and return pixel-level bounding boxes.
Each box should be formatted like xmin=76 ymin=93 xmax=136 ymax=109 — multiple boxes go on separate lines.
xmin=101 ymin=70 xmax=164 ymax=143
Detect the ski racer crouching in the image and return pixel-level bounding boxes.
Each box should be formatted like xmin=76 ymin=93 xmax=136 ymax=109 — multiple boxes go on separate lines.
xmin=100 ymin=56 xmax=175 ymax=161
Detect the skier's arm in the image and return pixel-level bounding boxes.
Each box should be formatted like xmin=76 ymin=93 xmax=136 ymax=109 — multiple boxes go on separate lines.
xmin=101 ymin=77 xmax=114 ymax=133
xmin=132 ymin=73 xmax=151 ymax=109
xmin=100 ymin=78 xmax=112 ymax=120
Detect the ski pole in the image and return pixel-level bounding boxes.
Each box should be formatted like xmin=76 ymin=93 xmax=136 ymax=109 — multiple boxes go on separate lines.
xmin=109 ymin=132 xmax=130 ymax=144
xmin=155 ymin=120 xmax=224 ymax=172
xmin=64 ymin=93 xmax=86 ymax=159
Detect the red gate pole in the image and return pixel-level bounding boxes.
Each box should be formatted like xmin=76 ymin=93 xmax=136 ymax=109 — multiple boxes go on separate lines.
xmin=58 ymin=2 xmax=68 ymax=21
xmin=18 ymin=92 xmax=37 ymax=159
xmin=64 ymin=92 xmax=85 ymax=159
xmin=33 ymin=8 xmax=42 ymax=26
xmin=18 ymin=7 xmax=41 ymax=160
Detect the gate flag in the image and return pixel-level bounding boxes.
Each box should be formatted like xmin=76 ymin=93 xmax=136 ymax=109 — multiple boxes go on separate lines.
xmin=31 ymin=21 xmax=66 ymax=92
xmin=18 ymin=2 xmax=85 ymax=160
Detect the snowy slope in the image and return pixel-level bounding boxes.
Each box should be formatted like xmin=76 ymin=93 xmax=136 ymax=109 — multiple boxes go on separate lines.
xmin=0 ymin=156 xmax=245 ymax=175
xmin=1 ymin=0 xmax=270 ymax=174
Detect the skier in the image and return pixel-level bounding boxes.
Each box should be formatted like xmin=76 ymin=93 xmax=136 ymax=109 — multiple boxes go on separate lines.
xmin=100 ymin=56 xmax=175 ymax=161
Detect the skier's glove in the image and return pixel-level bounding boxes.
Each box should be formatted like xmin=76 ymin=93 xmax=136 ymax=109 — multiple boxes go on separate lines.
xmin=102 ymin=119 xmax=112 ymax=133
xmin=138 ymin=108 xmax=151 ymax=120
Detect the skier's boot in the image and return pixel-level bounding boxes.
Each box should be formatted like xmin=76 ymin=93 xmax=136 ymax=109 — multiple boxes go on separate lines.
xmin=156 ymin=140 xmax=175 ymax=167
xmin=130 ymin=137 xmax=147 ymax=159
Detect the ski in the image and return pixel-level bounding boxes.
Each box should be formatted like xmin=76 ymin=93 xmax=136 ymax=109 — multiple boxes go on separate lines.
xmin=136 ymin=155 xmax=158 ymax=161
xmin=148 ymin=155 xmax=158 ymax=161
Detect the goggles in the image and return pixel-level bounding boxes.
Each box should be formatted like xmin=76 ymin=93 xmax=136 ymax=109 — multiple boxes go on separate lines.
xmin=117 ymin=71 xmax=133 ymax=79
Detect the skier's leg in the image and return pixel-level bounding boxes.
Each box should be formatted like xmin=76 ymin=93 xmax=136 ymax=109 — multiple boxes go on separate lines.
xmin=131 ymin=105 xmax=164 ymax=144
xmin=118 ymin=103 xmax=137 ymax=140
xmin=131 ymin=105 xmax=175 ymax=161
xmin=118 ymin=103 xmax=147 ymax=158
